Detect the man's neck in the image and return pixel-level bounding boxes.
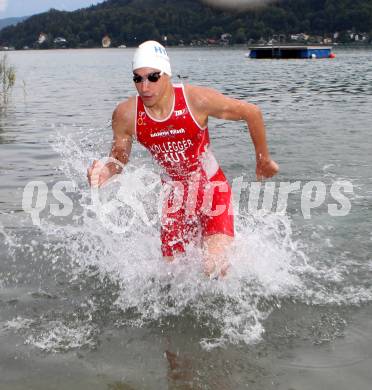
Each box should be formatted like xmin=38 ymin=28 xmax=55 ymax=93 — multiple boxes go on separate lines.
xmin=146 ymin=83 xmax=174 ymax=120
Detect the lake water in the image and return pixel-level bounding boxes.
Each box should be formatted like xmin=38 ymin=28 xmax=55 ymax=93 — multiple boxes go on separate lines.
xmin=0 ymin=47 xmax=371 ymax=389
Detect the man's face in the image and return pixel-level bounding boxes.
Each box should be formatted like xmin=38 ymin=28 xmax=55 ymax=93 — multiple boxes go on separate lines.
xmin=133 ymin=67 xmax=170 ymax=107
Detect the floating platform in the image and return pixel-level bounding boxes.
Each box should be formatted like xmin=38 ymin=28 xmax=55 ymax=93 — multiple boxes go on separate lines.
xmin=249 ymin=46 xmax=333 ymax=59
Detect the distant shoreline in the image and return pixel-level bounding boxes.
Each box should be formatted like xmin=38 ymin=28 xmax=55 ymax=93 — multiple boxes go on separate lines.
xmin=2 ymin=43 xmax=372 ymax=52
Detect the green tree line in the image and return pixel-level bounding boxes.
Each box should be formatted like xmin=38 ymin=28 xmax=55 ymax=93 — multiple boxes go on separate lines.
xmin=0 ymin=0 xmax=371 ymax=49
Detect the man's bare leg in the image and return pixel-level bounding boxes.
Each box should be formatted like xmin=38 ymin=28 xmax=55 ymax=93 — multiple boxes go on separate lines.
xmin=163 ymin=234 xmax=233 ymax=277
xmin=202 ymin=234 xmax=233 ymax=278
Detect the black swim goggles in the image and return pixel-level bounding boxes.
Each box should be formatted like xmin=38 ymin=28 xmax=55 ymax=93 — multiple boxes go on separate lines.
xmin=133 ymin=71 xmax=163 ymax=84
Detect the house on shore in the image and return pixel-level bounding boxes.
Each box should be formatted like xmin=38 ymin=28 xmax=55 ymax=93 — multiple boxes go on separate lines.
xmin=102 ymin=35 xmax=111 ymax=48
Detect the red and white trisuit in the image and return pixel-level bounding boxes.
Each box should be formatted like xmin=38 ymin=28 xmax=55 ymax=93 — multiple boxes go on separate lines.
xmin=135 ymin=84 xmax=234 ymax=256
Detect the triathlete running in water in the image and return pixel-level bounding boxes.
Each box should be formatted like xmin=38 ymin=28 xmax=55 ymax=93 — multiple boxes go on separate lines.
xmin=87 ymin=40 xmax=279 ymax=278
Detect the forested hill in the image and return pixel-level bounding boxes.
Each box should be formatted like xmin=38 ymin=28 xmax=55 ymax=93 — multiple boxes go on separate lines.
xmin=0 ymin=16 xmax=28 ymax=30
xmin=0 ymin=0 xmax=371 ymax=49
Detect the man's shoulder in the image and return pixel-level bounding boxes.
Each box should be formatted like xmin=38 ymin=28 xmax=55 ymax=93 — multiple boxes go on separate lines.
xmin=112 ymin=96 xmax=137 ymax=135
xmin=113 ymin=97 xmax=136 ymax=122
xmin=184 ymin=83 xmax=206 ymax=95
xmin=115 ymin=96 xmax=136 ymax=115
xmin=184 ymin=84 xmax=215 ymax=110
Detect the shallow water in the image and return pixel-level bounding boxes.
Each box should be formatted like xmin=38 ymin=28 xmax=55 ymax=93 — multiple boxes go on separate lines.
xmin=0 ymin=47 xmax=371 ymax=389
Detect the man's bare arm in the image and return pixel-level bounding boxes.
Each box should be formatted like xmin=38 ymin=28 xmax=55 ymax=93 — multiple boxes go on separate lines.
xmin=107 ymin=98 xmax=136 ymax=174
xmin=186 ymin=85 xmax=279 ymax=179
xmin=87 ymin=98 xmax=136 ymax=187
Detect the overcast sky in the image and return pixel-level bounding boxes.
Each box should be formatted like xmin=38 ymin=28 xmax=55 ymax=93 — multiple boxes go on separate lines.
xmin=0 ymin=0 xmax=106 ymax=18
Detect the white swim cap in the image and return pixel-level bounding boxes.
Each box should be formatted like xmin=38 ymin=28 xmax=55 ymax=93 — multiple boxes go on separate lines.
xmin=132 ymin=40 xmax=172 ymax=76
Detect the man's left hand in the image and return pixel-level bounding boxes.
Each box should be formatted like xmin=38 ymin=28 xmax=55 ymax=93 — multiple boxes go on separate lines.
xmin=256 ymin=156 xmax=279 ymax=180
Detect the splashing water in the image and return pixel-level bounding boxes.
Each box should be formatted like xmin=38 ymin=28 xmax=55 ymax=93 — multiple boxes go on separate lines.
xmin=1 ymin=128 xmax=370 ymax=352
xmin=37 ymin=131 xmax=309 ymax=348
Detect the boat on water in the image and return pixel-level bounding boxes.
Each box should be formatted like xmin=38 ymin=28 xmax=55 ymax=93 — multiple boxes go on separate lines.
xmin=248 ymin=45 xmax=334 ymax=59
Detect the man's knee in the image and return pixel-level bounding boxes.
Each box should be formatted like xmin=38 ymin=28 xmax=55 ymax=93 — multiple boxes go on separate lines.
xmin=203 ymin=233 xmax=233 ymax=255
xmin=202 ymin=234 xmax=233 ymax=277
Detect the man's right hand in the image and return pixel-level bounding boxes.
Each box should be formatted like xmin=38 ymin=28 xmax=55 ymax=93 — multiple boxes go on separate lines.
xmin=87 ymin=160 xmax=112 ymax=188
